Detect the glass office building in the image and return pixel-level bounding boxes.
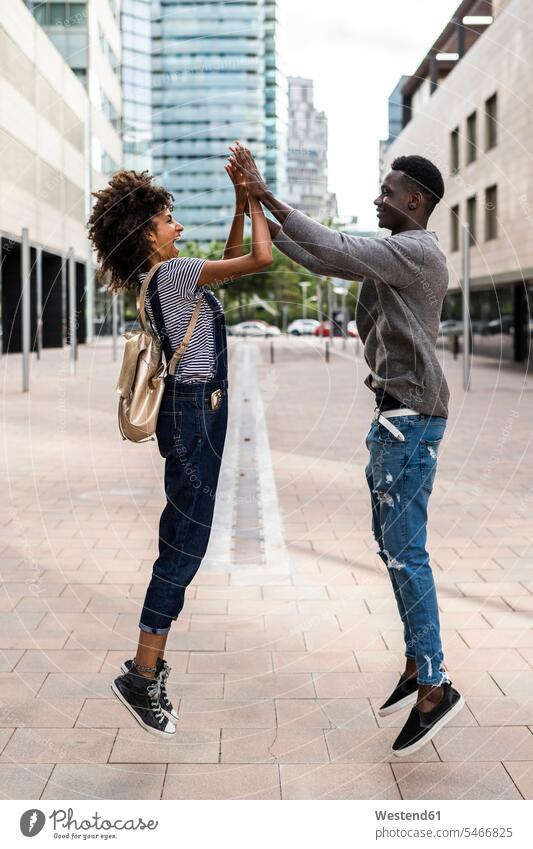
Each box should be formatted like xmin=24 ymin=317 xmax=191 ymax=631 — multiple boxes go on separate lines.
xmin=152 ymin=0 xmax=286 ymax=245
xmin=122 ymin=0 xmax=152 ymax=171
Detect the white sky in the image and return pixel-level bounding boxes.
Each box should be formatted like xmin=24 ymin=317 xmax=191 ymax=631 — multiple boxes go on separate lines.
xmin=282 ymin=0 xmax=460 ymax=228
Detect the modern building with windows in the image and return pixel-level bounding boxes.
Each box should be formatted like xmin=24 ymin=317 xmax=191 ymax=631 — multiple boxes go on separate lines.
xmin=151 ymin=0 xmax=287 ymax=246
xmin=25 ymin=0 xmax=124 ymax=339
xmin=383 ymin=0 xmax=532 ymax=366
xmin=1 ymin=0 xmax=90 ymax=355
xmin=379 ymin=76 xmax=409 ymax=180
xmin=286 ymin=76 xmax=338 ymax=222
xmin=121 ymin=0 xmax=152 ymax=171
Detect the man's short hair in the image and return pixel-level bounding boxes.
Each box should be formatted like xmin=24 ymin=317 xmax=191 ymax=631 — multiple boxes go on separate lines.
xmin=391 ymin=155 xmax=445 ymax=213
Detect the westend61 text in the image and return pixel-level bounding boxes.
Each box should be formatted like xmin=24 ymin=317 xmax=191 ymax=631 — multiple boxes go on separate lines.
xmin=375 ymin=810 xmax=441 ymax=821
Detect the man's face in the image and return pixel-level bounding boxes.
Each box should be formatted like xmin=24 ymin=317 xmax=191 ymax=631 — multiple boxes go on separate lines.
xmin=374 ymin=170 xmax=418 ymax=232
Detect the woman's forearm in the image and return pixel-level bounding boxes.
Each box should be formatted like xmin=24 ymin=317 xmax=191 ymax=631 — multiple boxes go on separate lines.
xmin=259 ymin=190 xmax=294 ymax=226
xmin=248 ymin=195 xmax=272 ymax=264
xmin=223 ymin=201 xmax=247 ymax=259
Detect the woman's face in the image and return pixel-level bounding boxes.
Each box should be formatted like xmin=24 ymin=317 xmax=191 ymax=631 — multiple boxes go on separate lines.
xmin=148 ymin=206 xmax=184 ymax=260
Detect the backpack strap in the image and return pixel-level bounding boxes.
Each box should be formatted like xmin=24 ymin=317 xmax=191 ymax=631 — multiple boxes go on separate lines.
xmin=137 ymin=261 xmax=165 ymax=333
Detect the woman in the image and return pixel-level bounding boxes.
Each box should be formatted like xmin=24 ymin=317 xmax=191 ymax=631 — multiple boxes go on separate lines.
xmin=87 ymin=144 xmax=272 ymax=736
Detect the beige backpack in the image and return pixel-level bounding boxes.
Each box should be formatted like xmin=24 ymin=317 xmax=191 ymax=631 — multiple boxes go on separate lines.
xmin=116 ymin=261 xmax=202 ymax=443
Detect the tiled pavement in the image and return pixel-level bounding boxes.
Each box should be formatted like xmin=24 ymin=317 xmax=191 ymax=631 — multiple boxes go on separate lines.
xmin=0 ymin=335 xmax=532 ymax=800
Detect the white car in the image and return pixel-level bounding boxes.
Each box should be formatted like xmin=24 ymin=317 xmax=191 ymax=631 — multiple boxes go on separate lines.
xmin=287 ymin=319 xmax=320 ymax=335
xmin=228 ymin=321 xmax=280 ymax=337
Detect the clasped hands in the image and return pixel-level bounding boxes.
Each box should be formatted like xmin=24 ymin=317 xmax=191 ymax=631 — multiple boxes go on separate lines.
xmin=225 ymin=141 xmax=269 ymax=215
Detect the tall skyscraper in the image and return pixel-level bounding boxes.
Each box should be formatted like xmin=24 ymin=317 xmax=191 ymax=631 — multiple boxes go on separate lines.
xmin=287 ymin=76 xmax=337 ymax=222
xmin=122 ymin=0 xmax=152 ymax=171
xmin=264 ymin=0 xmax=287 ymax=196
xmin=152 ymin=0 xmax=287 ymax=245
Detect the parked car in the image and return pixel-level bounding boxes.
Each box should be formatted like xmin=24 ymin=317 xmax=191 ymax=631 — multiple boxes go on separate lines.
xmin=347 ymin=320 xmax=359 ymax=337
xmin=228 ymin=321 xmax=280 ymax=337
xmin=287 ymin=319 xmax=320 ymax=335
xmin=313 ymin=321 xmax=332 ymax=337
xmin=487 ymin=316 xmax=514 ymax=335
xmin=438 ymin=319 xmax=462 ymax=336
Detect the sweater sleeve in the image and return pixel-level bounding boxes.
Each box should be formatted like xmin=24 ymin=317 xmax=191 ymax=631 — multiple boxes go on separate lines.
xmin=272 ymin=228 xmax=356 ymax=281
xmin=281 ymin=209 xmax=424 ymax=288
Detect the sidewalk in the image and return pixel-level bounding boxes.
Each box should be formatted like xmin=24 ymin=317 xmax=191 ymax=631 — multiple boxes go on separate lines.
xmin=0 ymin=337 xmax=532 ymax=800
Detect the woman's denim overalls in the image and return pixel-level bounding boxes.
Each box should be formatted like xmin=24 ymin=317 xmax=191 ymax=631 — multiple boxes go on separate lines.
xmin=139 ymin=275 xmax=228 ymax=634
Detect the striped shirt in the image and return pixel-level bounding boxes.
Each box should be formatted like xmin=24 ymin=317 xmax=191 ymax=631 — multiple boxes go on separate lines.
xmin=139 ymin=256 xmax=223 ymax=383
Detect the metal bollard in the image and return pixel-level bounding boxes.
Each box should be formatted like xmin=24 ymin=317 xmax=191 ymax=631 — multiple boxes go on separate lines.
xmin=452 ymin=334 xmax=459 ymax=360
xmin=270 ymin=340 xmax=274 ymax=364
xmin=325 ymin=340 xmax=330 ymax=363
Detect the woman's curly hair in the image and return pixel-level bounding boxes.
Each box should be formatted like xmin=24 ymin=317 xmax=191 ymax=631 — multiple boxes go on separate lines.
xmin=87 ymin=170 xmax=174 ymax=293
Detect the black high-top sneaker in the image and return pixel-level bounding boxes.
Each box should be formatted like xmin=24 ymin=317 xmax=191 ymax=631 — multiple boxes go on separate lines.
xmin=111 ymin=668 xmax=176 ymax=737
xmin=121 ymin=657 xmax=179 ymax=721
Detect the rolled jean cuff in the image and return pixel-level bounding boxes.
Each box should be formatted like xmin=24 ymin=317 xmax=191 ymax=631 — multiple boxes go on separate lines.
xmin=139 ymin=621 xmax=171 ymax=635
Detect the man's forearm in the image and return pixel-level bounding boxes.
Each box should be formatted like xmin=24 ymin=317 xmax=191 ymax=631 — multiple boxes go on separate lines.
xmin=260 ymin=190 xmax=294 ymax=226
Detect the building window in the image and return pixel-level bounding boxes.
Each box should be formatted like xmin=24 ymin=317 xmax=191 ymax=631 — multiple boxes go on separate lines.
xmin=485 ymin=93 xmax=498 ymax=150
xmin=466 ymin=111 xmax=477 ymax=164
xmin=450 ymin=204 xmax=460 ymax=252
xmin=485 ymin=185 xmax=498 ymax=240
xmin=450 ymin=127 xmax=459 ymax=174
xmin=467 ymin=195 xmax=477 ymax=246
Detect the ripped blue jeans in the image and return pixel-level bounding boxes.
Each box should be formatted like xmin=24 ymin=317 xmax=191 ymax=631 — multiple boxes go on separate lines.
xmin=365 ymin=414 xmax=449 ymax=686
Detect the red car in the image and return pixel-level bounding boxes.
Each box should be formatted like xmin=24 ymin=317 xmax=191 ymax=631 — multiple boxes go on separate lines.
xmin=313 ymin=321 xmax=332 ymax=337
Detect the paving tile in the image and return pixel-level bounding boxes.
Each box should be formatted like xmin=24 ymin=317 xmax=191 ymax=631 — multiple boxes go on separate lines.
xmin=221 ymin=728 xmax=329 ymax=763
xmin=226 ymin=632 xmax=306 ymax=652
xmin=0 ymin=697 xmax=83 ymax=728
xmin=275 ymin=699 xmax=333 ymax=729
xmin=392 ymin=762 xmax=522 ymax=800
xmin=38 ymin=673 xmax=115 ymax=700
xmin=76 ymin=698 xmax=139 ymax=728
xmin=187 ymin=651 xmax=272 ymax=674
xmin=305 ymin=630 xmax=386 ymax=652
xmin=313 ymin=672 xmax=398 ymax=699
xmin=42 ymin=763 xmax=166 ymax=800
xmin=503 ymin=762 xmax=533 ymax=800
xmin=433 ymin=726 xmax=533 ymax=761
xmin=272 ymin=651 xmax=357 ymax=673
xmin=14 ymin=650 xmax=106 ymax=673
xmin=224 ymin=673 xmax=315 ymax=700
xmin=325 ymin=728 xmax=439 ymax=763
xmin=110 ymin=728 xmax=219 ymax=763
xmin=459 ymin=630 xmax=533 ymax=649
xmin=280 ymin=763 xmax=399 ymax=799
xmin=0 ymin=672 xmax=47 ymax=698
xmin=163 ymin=764 xmax=280 ymax=799
xmin=177 ymin=699 xmax=276 ymax=728
xmin=466 ymin=697 xmax=533 ymax=726
xmin=490 ymin=671 xmax=533 ymax=700
xmin=0 ymin=763 xmax=53 ymax=800
xmin=1 ymin=728 xmax=115 ymax=763
xmin=0 ymin=650 xmax=24 ymax=672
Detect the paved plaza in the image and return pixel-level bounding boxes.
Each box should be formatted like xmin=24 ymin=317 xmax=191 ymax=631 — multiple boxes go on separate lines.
xmin=1 ymin=335 xmax=533 ymax=800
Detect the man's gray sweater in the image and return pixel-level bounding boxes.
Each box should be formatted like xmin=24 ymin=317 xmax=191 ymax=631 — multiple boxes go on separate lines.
xmin=273 ymin=209 xmax=450 ymax=418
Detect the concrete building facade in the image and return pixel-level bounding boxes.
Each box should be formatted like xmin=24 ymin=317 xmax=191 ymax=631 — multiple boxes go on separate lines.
xmin=383 ymin=0 xmax=532 ymax=365
xmin=1 ymin=0 xmax=90 ymax=355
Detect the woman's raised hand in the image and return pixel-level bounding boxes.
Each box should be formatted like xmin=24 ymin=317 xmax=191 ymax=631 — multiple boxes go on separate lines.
xmin=225 ymin=158 xmax=248 ymax=212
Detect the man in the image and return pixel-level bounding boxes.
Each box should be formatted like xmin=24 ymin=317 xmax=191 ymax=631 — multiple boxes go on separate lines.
xmin=230 ymin=142 xmax=464 ymax=757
